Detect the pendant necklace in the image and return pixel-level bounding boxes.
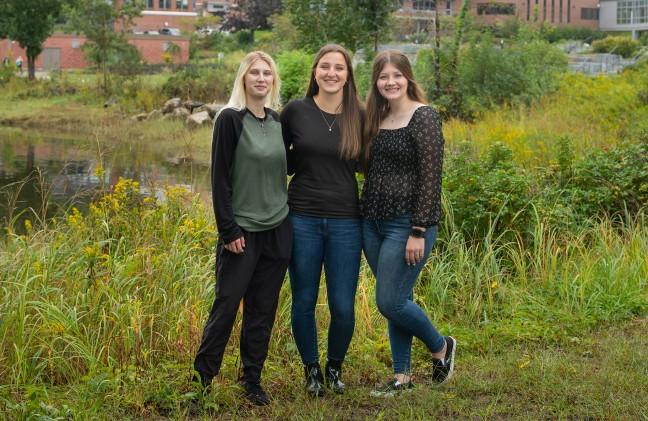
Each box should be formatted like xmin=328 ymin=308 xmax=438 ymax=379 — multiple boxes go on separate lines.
xmin=314 ymin=98 xmax=340 ymax=132
xmin=250 ymin=109 xmax=266 ymax=136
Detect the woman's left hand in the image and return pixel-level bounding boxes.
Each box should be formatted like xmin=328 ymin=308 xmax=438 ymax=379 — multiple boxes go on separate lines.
xmin=405 ymin=236 xmax=425 ymax=266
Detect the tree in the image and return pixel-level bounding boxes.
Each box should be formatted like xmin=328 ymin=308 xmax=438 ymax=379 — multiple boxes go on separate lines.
xmin=0 ymin=0 xmax=67 ymax=80
xmin=284 ymin=0 xmax=398 ymax=53
xmin=65 ymin=0 xmax=142 ymax=94
xmin=223 ymin=0 xmax=282 ymax=33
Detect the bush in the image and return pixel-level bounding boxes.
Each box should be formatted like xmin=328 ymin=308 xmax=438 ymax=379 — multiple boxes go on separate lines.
xmin=161 ymin=63 xmax=237 ymax=103
xmin=276 ymin=50 xmax=312 ymax=104
xmin=458 ymin=35 xmax=567 ymax=114
xmin=444 ymin=142 xmax=532 ymax=241
xmin=592 ymin=36 xmax=641 ymax=58
xmin=540 ymin=25 xmax=606 ymax=44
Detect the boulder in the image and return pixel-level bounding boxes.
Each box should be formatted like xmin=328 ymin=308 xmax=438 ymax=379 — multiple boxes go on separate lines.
xmin=184 ymin=100 xmax=205 ymax=113
xmin=171 ymin=107 xmax=191 ymax=119
xmin=162 ymin=97 xmax=182 ymax=114
xmin=148 ymin=109 xmax=163 ymax=120
xmin=195 ymin=103 xmax=224 ymax=118
xmin=131 ymin=113 xmax=148 ymax=122
xmin=186 ymin=111 xmax=213 ymax=129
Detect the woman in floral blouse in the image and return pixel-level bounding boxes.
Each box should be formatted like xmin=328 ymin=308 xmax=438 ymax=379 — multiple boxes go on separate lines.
xmin=361 ymin=51 xmax=456 ymax=397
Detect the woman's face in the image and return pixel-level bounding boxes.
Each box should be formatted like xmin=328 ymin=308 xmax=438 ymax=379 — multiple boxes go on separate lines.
xmin=376 ymin=62 xmax=408 ymax=102
xmin=314 ymin=52 xmax=348 ymax=96
xmin=245 ymin=59 xmax=274 ymax=100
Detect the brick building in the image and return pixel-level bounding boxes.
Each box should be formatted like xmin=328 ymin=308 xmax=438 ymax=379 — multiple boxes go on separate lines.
xmin=397 ymin=0 xmax=601 ymax=30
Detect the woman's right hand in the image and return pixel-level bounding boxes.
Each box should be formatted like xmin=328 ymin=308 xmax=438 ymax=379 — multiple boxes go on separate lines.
xmin=224 ymin=236 xmax=245 ymax=254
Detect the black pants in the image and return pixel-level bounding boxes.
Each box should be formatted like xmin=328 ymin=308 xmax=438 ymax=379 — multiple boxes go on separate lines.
xmin=194 ymin=217 xmax=292 ymax=384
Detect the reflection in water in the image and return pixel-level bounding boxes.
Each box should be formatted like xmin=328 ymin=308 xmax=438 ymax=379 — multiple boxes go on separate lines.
xmin=0 ymin=128 xmax=211 ymax=231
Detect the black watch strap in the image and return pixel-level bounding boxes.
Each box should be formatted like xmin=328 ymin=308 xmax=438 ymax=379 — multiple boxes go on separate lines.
xmin=410 ymin=228 xmax=425 ymax=238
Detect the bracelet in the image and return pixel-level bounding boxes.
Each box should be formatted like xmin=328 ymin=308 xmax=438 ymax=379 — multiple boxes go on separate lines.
xmin=410 ymin=228 xmax=426 ymax=238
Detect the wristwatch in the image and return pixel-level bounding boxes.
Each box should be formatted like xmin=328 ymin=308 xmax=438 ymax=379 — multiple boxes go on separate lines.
xmin=410 ymin=228 xmax=426 ymax=238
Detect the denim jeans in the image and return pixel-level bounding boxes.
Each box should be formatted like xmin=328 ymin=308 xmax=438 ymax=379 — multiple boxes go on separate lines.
xmin=363 ymin=216 xmax=445 ymax=374
xmin=289 ymin=212 xmax=362 ymax=365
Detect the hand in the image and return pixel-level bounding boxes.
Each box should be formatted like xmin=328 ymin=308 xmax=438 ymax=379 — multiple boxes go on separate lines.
xmin=224 ymin=236 xmax=245 ymax=254
xmin=405 ymin=236 xmax=425 ymax=266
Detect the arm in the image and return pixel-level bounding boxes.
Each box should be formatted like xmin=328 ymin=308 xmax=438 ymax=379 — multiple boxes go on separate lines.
xmin=411 ymin=106 xmax=445 ymax=229
xmin=280 ymin=103 xmax=296 ymax=176
xmin=211 ymin=109 xmax=244 ymax=245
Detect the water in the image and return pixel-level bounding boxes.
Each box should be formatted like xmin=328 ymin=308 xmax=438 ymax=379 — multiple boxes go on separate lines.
xmin=0 ymin=127 xmax=211 ymax=231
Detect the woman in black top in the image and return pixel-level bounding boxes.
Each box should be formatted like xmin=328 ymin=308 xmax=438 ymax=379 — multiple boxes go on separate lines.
xmin=193 ymin=51 xmax=291 ymax=406
xmin=281 ymin=44 xmax=363 ymax=397
xmin=361 ymin=51 xmax=456 ymax=397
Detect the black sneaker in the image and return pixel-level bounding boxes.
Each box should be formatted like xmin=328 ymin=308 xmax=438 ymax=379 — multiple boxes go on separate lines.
xmin=370 ymin=378 xmax=414 ymax=397
xmin=304 ymin=363 xmax=325 ymax=397
xmin=241 ymin=381 xmax=271 ymax=406
xmin=432 ymin=336 xmax=456 ymax=385
xmin=324 ymin=361 xmax=345 ymax=394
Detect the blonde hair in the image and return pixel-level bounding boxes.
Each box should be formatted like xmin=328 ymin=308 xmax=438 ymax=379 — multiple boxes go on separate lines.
xmin=225 ymin=51 xmax=281 ymax=111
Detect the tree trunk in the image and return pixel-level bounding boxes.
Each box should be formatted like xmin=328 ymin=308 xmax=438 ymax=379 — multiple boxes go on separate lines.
xmin=27 ymin=48 xmax=36 ymax=80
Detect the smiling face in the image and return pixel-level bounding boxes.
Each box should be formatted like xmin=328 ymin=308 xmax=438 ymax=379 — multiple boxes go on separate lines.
xmin=313 ymin=52 xmax=348 ymax=96
xmin=244 ymin=59 xmax=274 ymax=100
xmin=376 ymin=62 xmax=408 ymax=103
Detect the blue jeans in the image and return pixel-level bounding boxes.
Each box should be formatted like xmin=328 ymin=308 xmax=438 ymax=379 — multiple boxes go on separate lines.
xmin=289 ymin=212 xmax=362 ymax=365
xmin=363 ymin=216 xmax=445 ymax=374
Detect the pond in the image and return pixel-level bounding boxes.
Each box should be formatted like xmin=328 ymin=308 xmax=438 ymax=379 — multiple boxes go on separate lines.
xmin=0 ymin=127 xmax=211 ymax=231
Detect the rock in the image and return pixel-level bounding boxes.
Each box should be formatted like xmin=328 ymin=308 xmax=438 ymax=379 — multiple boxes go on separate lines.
xmin=171 ymin=107 xmax=191 ymax=119
xmin=148 ymin=109 xmax=163 ymax=120
xmin=184 ymin=100 xmax=205 ymax=113
xmin=195 ymin=103 xmax=224 ymax=118
xmin=131 ymin=113 xmax=148 ymax=122
xmin=186 ymin=111 xmax=212 ymax=129
xmin=162 ymin=97 xmax=182 ymax=114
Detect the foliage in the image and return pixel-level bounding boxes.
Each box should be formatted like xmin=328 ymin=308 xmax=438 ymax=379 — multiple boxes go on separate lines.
xmin=195 ymin=30 xmax=254 ymax=53
xmin=0 ymin=0 xmax=68 ymax=80
xmin=222 ymin=0 xmax=282 ymax=32
xmin=592 ymin=36 xmax=642 ymax=58
xmin=443 ymin=142 xmax=532 ymax=241
xmin=539 ymin=24 xmax=606 ymax=44
xmin=161 ymin=64 xmax=236 ymax=103
xmin=64 ymin=0 xmax=143 ymax=94
xmin=276 ymin=50 xmax=312 ymax=103
xmin=284 ymin=0 xmax=398 ymax=52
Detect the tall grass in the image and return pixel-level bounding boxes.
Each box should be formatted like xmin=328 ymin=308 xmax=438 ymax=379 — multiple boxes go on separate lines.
xmin=1 ymin=179 xmax=646 ymax=399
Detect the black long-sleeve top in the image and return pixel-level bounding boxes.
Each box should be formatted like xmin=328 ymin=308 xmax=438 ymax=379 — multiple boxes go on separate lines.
xmin=280 ymin=97 xmax=360 ymax=218
xmin=360 ymin=105 xmax=444 ymax=227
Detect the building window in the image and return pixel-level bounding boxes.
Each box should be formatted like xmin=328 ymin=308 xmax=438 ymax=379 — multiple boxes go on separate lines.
xmin=176 ymin=0 xmax=188 ymax=10
xmin=580 ymin=7 xmax=598 ymax=20
xmin=617 ymin=0 xmax=648 ymax=24
xmin=413 ymin=0 xmax=435 ymax=10
xmin=567 ymin=0 xmax=571 ymax=22
xmin=147 ymin=0 xmax=155 ymax=8
xmin=478 ymin=2 xmax=516 ymax=14
xmin=160 ymin=0 xmax=171 ymax=9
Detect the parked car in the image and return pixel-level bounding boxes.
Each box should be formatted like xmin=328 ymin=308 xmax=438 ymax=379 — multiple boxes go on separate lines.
xmin=159 ymin=28 xmax=182 ymax=36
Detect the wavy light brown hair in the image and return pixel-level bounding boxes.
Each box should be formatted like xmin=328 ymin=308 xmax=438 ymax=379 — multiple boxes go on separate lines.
xmin=306 ymin=44 xmax=363 ymax=160
xmin=363 ymin=51 xmax=427 ymax=163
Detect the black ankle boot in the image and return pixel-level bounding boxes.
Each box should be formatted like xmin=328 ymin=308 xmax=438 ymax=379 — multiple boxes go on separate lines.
xmin=325 ymin=360 xmax=345 ymax=394
xmin=304 ymin=362 xmax=325 ymax=397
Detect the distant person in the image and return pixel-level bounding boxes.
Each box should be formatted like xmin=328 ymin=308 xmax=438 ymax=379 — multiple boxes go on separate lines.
xmin=280 ymin=44 xmax=364 ymax=397
xmin=361 ymin=51 xmax=455 ymax=397
xmin=15 ymin=56 xmax=23 ymax=74
xmin=2 ymin=57 xmax=9 ymax=67
xmin=193 ymin=51 xmax=290 ymax=406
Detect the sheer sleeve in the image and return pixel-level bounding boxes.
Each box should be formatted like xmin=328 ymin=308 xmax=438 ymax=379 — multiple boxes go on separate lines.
xmin=409 ymin=106 xmax=444 ymax=227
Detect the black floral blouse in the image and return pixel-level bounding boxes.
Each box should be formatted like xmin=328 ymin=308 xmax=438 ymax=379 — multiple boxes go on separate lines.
xmin=361 ymin=105 xmax=445 ymax=227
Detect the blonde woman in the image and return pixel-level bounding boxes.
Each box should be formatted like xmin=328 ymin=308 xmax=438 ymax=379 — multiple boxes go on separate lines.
xmin=361 ymin=51 xmax=454 ymax=397
xmin=193 ymin=51 xmax=290 ymax=406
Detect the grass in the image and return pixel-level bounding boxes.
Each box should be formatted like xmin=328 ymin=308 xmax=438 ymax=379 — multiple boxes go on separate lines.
xmin=0 ymin=178 xmax=646 ymax=419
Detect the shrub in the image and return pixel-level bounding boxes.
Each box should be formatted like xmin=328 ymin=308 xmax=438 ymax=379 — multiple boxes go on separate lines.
xmin=444 ymin=142 xmax=532 ymax=241
xmin=540 ymin=25 xmax=606 ymax=44
xmin=276 ymin=50 xmax=312 ymax=104
xmin=161 ymin=63 xmax=235 ymax=103
xmin=592 ymin=36 xmax=641 ymax=58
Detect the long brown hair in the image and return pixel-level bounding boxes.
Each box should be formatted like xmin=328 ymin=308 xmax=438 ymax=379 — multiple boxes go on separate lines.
xmin=306 ymin=44 xmax=363 ymax=160
xmin=363 ymin=51 xmax=427 ymax=163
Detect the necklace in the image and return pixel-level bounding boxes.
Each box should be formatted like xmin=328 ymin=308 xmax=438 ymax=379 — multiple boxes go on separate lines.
xmin=249 ymin=108 xmax=266 ymax=136
xmin=314 ymin=98 xmax=340 ymax=132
